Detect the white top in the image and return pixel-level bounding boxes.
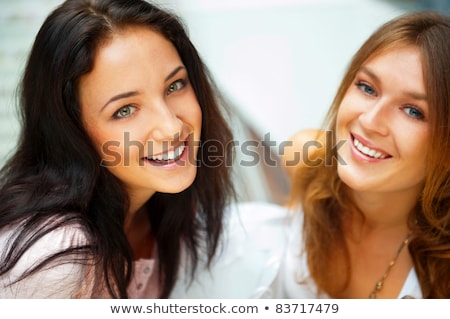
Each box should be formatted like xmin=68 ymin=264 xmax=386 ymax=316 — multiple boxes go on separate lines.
xmin=0 ymin=224 xmax=94 ymax=298
xmin=0 ymin=201 xmax=290 ymax=298
xmin=275 ymin=210 xmax=423 ymax=299
xmin=129 ymin=201 xmax=290 ymax=299
xmin=170 ymin=201 xmax=290 ymax=298
xmin=0 ymin=224 xmax=160 ymax=298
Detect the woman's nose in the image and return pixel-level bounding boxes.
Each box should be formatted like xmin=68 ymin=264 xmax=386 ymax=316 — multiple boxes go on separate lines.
xmin=150 ymin=101 xmax=183 ymax=141
xmin=359 ymin=99 xmax=390 ymax=136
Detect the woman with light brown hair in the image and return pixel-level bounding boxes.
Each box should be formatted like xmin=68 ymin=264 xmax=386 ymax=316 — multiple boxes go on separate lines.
xmin=278 ymin=11 xmax=450 ymax=298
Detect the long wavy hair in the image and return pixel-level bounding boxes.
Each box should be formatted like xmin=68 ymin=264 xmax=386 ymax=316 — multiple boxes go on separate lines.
xmin=0 ymin=0 xmax=235 ymax=298
xmin=290 ymin=11 xmax=450 ymax=298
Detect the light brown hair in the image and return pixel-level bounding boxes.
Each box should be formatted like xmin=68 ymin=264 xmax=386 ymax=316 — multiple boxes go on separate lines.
xmin=290 ymin=11 xmax=450 ymax=298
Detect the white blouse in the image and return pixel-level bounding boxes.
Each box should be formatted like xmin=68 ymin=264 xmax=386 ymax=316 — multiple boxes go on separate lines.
xmin=274 ymin=210 xmax=423 ymax=299
xmin=0 ymin=201 xmax=290 ymax=299
xmin=0 ymin=224 xmax=93 ymax=298
xmin=170 ymin=201 xmax=290 ymax=298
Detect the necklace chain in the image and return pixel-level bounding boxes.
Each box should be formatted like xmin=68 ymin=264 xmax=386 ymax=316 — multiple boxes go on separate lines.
xmin=368 ymin=232 xmax=411 ymax=299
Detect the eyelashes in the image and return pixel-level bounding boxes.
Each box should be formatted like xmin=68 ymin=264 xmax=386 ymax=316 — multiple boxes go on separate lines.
xmin=354 ymin=80 xmax=426 ymax=121
xmin=401 ymin=105 xmax=424 ymax=120
xmin=167 ymin=79 xmax=187 ymax=95
xmin=356 ymin=81 xmax=377 ymax=96
xmin=112 ymin=105 xmax=137 ymax=119
xmin=111 ymin=78 xmax=189 ymax=120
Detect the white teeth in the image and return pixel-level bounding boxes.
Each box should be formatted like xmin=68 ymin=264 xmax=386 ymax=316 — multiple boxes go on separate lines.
xmin=149 ymin=144 xmax=185 ymax=161
xmin=362 ymin=146 xmax=370 ymax=154
xmin=353 ymin=138 xmax=386 ymax=159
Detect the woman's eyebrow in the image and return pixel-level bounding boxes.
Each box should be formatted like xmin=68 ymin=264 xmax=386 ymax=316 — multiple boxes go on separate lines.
xmin=359 ymin=66 xmax=380 ymax=83
xmin=165 ymin=65 xmax=185 ymax=81
xmin=99 ymin=66 xmax=186 ymax=113
xmin=359 ymin=66 xmax=427 ymax=101
xmin=100 ymin=91 xmax=140 ymax=113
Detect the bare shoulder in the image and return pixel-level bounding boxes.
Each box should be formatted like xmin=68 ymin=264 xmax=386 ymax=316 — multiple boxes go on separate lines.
xmin=281 ymin=129 xmax=325 ymax=179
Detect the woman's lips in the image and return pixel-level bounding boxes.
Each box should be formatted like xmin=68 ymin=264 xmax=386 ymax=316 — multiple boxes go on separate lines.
xmin=143 ymin=141 xmax=188 ymax=165
xmin=351 ymin=133 xmax=392 ymax=160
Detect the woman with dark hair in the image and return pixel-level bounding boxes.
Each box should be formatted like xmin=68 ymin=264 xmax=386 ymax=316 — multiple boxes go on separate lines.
xmin=0 ymin=0 xmax=237 ymax=298
xmin=279 ymin=11 xmax=450 ymax=298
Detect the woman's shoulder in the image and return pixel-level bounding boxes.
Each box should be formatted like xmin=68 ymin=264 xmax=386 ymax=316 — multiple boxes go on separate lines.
xmin=281 ymin=129 xmax=325 ymax=178
xmin=0 ymin=220 xmax=94 ymax=298
xmin=0 ymin=219 xmax=90 ymax=253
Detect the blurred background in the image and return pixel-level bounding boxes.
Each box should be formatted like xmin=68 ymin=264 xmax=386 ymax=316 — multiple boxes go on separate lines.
xmin=1 ymin=0 xmax=449 ymax=203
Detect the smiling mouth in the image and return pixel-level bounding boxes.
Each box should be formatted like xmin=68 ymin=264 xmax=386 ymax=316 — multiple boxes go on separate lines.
xmin=144 ymin=142 xmax=186 ymax=164
xmin=352 ymin=136 xmax=391 ymax=159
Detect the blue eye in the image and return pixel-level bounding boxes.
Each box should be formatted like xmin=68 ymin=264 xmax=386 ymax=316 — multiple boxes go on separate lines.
xmin=356 ymin=81 xmax=377 ymax=96
xmin=402 ymin=106 xmax=424 ymax=120
xmin=167 ymin=79 xmax=186 ymax=94
xmin=113 ymin=105 xmax=136 ymax=119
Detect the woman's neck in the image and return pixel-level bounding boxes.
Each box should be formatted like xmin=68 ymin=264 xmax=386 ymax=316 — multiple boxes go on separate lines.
xmin=347 ymin=188 xmax=419 ymax=236
xmin=124 ymin=189 xmax=156 ymax=260
xmin=125 ymin=205 xmax=155 ymax=260
xmin=126 ymin=188 xmax=156 ymax=222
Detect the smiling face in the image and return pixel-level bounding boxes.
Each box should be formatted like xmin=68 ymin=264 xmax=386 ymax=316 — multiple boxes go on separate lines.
xmin=79 ymin=27 xmax=202 ymax=205
xmin=335 ymin=45 xmax=429 ymax=196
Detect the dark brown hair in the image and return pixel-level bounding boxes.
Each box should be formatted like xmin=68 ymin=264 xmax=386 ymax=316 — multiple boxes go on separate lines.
xmin=0 ymin=0 xmax=235 ymax=298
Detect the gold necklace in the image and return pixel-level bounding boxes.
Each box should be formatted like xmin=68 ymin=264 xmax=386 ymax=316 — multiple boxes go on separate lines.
xmin=368 ymin=232 xmax=411 ymax=299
